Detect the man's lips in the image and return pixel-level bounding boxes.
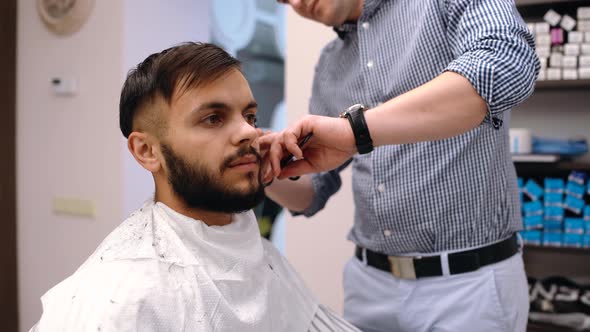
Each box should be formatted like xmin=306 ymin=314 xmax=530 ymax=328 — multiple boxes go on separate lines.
xmin=228 ymin=155 xmax=259 ymax=168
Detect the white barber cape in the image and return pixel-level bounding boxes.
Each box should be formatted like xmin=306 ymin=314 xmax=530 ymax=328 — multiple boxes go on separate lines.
xmin=31 ymin=201 xmax=358 ymax=332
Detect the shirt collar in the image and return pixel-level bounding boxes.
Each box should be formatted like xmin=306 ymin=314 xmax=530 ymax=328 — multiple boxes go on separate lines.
xmin=333 ymin=0 xmax=383 ymax=40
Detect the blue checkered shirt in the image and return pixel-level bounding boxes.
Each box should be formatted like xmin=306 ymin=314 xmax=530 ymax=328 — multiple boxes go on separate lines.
xmin=297 ymin=0 xmax=539 ymax=254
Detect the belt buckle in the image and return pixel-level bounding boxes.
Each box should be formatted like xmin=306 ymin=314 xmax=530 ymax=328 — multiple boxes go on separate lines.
xmin=388 ymin=256 xmax=417 ymax=280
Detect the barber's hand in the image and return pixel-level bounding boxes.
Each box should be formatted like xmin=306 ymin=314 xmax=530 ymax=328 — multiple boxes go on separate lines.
xmin=260 ymin=115 xmax=356 ymax=180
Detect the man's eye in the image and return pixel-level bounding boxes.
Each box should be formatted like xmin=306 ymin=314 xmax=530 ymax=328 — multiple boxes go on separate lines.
xmin=245 ymin=113 xmax=257 ymax=126
xmin=204 ymin=114 xmax=222 ymax=125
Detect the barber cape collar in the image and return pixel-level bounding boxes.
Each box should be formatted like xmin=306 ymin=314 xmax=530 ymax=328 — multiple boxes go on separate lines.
xmin=33 ymin=201 xmax=317 ymax=332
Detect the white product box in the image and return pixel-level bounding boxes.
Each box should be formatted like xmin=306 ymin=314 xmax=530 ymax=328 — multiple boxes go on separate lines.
xmin=586 ymin=32 xmax=590 ymax=42
xmin=579 ymin=67 xmax=590 ymax=79
xmin=537 ymin=69 xmax=547 ymax=81
xmin=547 ymin=68 xmax=562 ymax=80
xmin=536 ymin=46 xmax=551 ymax=58
xmin=536 ymin=33 xmax=551 ymax=46
xmin=550 ymin=53 xmax=563 ymax=67
xmin=536 ymin=22 xmax=551 ymax=34
xmin=578 ymin=7 xmax=590 ymax=20
xmin=582 ymin=43 xmax=590 ymax=55
xmin=569 ymin=31 xmax=584 ymax=43
xmin=539 ymin=57 xmax=548 ymax=69
xmin=563 ymin=69 xmax=578 ymax=80
xmin=562 ymin=55 xmax=578 ymax=68
xmin=565 ymin=43 xmax=581 ymax=56
xmin=527 ymin=23 xmax=536 ymax=35
xmin=561 ymin=15 xmax=577 ymax=31
xmin=580 ymin=55 xmax=590 ymax=67
xmin=579 ymin=20 xmax=590 ymax=32
xmin=544 ymin=9 xmax=562 ymax=26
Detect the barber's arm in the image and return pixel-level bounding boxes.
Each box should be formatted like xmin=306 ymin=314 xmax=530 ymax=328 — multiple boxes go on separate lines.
xmin=266 ymin=0 xmax=539 ymax=179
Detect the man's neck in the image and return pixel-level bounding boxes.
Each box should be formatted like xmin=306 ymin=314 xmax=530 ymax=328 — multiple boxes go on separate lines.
xmin=154 ymin=188 xmax=233 ymax=227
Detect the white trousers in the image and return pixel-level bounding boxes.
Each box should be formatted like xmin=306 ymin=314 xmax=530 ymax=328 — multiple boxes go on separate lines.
xmin=343 ymin=250 xmax=529 ymax=332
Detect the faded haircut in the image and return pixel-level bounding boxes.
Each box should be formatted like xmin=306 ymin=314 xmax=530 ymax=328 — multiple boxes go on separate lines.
xmin=119 ymin=42 xmax=241 ymax=138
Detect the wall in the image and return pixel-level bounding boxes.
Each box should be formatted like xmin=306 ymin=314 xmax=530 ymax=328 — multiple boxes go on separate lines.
xmin=284 ymin=10 xmax=356 ymax=314
xmin=17 ymin=1 xmax=208 ymax=330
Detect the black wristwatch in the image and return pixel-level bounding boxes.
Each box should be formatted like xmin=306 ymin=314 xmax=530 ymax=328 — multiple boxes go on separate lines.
xmin=339 ymin=104 xmax=374 ymax=154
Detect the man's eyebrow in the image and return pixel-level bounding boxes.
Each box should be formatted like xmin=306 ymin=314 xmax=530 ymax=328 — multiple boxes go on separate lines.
xmin=192 ymin=101 xmax=258 ymax=114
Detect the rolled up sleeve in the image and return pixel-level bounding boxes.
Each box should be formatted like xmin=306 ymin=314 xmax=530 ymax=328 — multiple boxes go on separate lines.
xmin=444 ymin=0 xmax=540 ymax=127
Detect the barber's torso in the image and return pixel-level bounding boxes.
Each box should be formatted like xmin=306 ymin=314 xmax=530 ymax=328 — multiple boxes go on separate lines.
xmin=309 ymin=0 xmax=522 ymax=255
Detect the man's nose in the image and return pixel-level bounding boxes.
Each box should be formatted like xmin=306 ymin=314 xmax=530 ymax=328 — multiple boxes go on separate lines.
xmin=232 ymin=119 xmax=258 ymax=146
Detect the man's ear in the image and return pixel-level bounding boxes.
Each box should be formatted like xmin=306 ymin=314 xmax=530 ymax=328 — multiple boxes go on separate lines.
xmin=127 ymin=132 xmax=162 ymax=173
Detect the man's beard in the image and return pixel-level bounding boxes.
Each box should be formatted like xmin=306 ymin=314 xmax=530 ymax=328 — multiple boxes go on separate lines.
xmin=160 ymin=143 xmax=265 ymax=214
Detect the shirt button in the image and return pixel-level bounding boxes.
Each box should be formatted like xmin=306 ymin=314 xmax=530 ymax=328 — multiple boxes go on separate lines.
xmin=383 ymin=229 xmax=392 ymax=236
xmin=362 ymin=22 xmax=370 ymax=30
xmin=367 ymin=60 xmax=374 ymax=68
xmin=377 ymin=183 xmax=385 ymax=193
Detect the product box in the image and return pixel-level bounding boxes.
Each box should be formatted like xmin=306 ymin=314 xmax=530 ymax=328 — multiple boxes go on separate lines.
xmin=580 ymin=67 xmax=590 ymax=79
xmin=582 ymin=43 xmax=590 ymax=55
xmin=524 ymin=200 xmax=544 ymax=217
xmin=536 ymin=22 xmax=551 ymax=34
xmin=568 ymin=171 xmax=587 ymax=186
xmin=565 ymin=218 xmax=585 ymax=234
xmin=524 ymin=179 xmax=544 ymax=201
xmin=551 ymin=28 xmax=565 ymax=45
xmin=583 ymin=234 xmax=590 ymax=248
xmin=544 ymin=9 xmax=562 ymax=26
xmin=569 ymin=31 xmax=584 ymax=43
xmin=536 ymin=46 xmax=551 ymax=58
xmin=545 ymin=178 xmax=565 ymax=193
xmin=545 ymin=192 xmax=563 ymax=207
xmin=521 ymin=230 xmax=542 ymax=246
xmin=545 ymin=206 xmax=564 ymax=221
xmin=563 ymin=233 xmax=583 ymax=248
xmin=544 ymin=219 xmax=563 ymax=232
xmin=563 ymin=69 xmax=578 ymax=80
xmin=537 ymin=69 xmax=547 ymax=81
xmin=550 ymin=52 xmax=563 ymax=67
xmin=564 ymin=43 xmax=581 ymax=56
xmin=561 ymin=15 xmax=577 ymax=31
xmin=580 ymin=55 xmax=590 ymax=67
xmin=547 ymin=68 xmax=562 ymax=80
xmin=566 ymin=181 xmax=586 ymax=199
xmin=543 ymin=232 xmax=563 ymax=247
xmin=586 ymin=32 xmax=590 ymax=42
xmin=524 ymin=215 xmax=544 ymax=230
xmin=564 ymin=196 xmax=585 ymax=215
xmin=578 ymin=20 xmax=590 ymax=32
xmin=562 ymin=55 xmax=578 ymax=68
xmin=579 ymin=7 xmax=590 ymax=20
xmin=586 ymin=220 xmax=590 ymax=234
xmin=537 ymin=33 xmax=552 ymax=46
xmin=527 ymin=23 xmax=536 ymax=35
xmin=584 ymin=206 xmax=590 ymax=222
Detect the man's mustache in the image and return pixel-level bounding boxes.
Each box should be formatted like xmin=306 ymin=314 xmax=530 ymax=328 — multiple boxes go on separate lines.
xmin=221 ymin=146 xmax=261 ymax=173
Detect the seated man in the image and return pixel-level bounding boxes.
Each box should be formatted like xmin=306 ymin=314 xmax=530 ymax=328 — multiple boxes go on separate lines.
xmin=31 ymin=42 xmax=358 ymax=332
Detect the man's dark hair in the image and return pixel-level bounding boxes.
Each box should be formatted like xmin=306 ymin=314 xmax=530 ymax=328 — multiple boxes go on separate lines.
xmin=119 ymin=42 xmax=241 ymax=138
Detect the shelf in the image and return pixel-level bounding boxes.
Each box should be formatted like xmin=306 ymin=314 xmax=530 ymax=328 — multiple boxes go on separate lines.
xmin=524 ymin=244 xmax=590 ymax=254
xmin=513 ymin=154 xmax=561 ymax=163
xmin=528 ymin=321 xmax=578 ymax=332
xmin=523 ymin=244 xmax=590 ymax=279
xmin=516 ymin=0 xmax=582 ymax=6
xmin=535 ymin=79 xmax=590 ymax=91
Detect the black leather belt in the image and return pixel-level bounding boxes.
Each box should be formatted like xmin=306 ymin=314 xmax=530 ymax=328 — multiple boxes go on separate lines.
xmin=355 ymin=234 xmax=519 ymax=280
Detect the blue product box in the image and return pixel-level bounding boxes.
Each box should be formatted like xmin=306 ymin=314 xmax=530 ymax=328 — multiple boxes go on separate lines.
xmin=584 ymin=235 xmax=590 ymax=248
xmin=545 ymin=178 xmax=565 ymax=193
xmin=564 ymin=218 xmax=585 ymax=234
xmin=568 ymin=171 xmax=587 ymax=186
xmin=524 ymin=215 xmax=544 ymax=230
xmin=563 ymin=233 xmax=583 ymax=248
xmin=543 ymin=220 xmax=563 ymax=233
xmin=564 ymin=196 xmax=585 ymax=215
xmin=565 ymin=181 xmax=586 ymax=199
xmin=584 ymin=206 xmax=590 ymax=221
xmin=585 ymin=221 xmax=590 ymax=235
xmin=521 ymin=230 xmax=542 ymax=245
xmin=545 ymin=206 xmax=564 ymax=221
xmin=544 ymin=192 xmax=563 ymax=207
xmin=524 ymin=179 xmax=543 ymax=201
xmin=542 ymin=232 xmax=563 ymax=247
xmin=523 ymin=201 xmax=544 ymax=217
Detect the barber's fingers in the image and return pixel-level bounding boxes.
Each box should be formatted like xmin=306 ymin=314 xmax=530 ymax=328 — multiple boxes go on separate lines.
xmin=278 ymin=159 xmax=313 ymax=179
xmin=269 ymin=139 xmax=286 ymax=178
